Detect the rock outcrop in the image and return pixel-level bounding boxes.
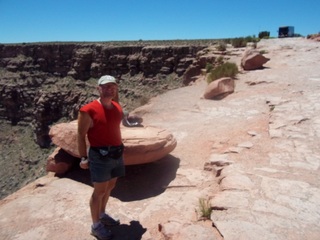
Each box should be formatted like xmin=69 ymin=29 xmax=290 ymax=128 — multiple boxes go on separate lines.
xmin=307 ymin=33 xmax=320 ymax=41
xmin=0 ymin=43 xmax=206 ymax=79
xmin=241 ymin=49 xmax=270 ymax=70
xmin=0 ymin=43 xmax=209 ymax=147
xmin=47 ymin=120 xmax=177 ymax=173
xmin=203 ymin=77 xmax=235 ymax=100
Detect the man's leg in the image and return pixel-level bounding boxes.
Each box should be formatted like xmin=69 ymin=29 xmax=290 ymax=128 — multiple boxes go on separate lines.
xmin=100 ymin=178 xmax=117 ymax=214
xmin=98 ymin=178 xmax=120 ymax=226
xmin=90 ymin=181 xmax=109 ymax=224
xmin=90 ymin=181 xmax=114 ymax=239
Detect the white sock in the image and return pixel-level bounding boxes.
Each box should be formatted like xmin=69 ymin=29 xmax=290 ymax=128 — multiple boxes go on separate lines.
xmin=92 ymin=222 xmax=100 ymax=229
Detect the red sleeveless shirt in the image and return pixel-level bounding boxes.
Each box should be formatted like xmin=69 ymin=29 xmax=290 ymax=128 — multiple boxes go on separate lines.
xmin=80 ymin=100 xmax=123 ymax=147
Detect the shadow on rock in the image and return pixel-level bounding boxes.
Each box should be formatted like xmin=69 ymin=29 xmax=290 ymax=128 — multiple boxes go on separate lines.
xmin=59 ymin=163 xmax=93 ymax=186
xmin=113 ymin=155 xmax=180 ymax=201
xmin=61 ymin=154 xmax=180 ymax=201
xmin=107 ymin=220 xmax=147 ymax=240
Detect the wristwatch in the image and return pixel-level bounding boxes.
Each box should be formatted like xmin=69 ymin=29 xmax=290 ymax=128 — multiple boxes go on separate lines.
xmin=80 ymin=156 xmax=88 ymax=164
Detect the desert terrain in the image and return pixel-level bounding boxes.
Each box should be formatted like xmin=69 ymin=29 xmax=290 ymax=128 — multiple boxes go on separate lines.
xmin=0 ymin=37 xmax=319 ymax=240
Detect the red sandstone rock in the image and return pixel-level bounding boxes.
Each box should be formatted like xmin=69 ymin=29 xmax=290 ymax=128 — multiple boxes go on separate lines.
xmin=49 ymin=121 xmax=81 ymax=157
xmin=241 ymin=49 xmax=270 ymax=70
xmin=48 ymin=120 xmax=177 ymax=172
xmin=203 ymin=77 xmax=235 ymax=100
xmin=121 ymin=126 xmax=177 ymax=165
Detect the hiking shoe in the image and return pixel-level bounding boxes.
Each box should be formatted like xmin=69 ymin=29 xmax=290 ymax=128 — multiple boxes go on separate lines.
xmin=100 ymin=214 xmax=120 ymax=226
xmin=91 ymin=223 xmax=113 ymax=240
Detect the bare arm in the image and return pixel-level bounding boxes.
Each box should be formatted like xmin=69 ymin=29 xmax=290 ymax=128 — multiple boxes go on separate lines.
xmin=77 ymin=111 xmax=92 ymax=158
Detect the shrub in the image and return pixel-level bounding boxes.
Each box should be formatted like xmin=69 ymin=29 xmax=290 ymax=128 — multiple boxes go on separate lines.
xmin=216 ymin=42 xmax=227 ymax=51
xmin=196 ymin=198 xmax=212 ymax=220
xmin=205 ymin=63 xmax=214 ymax=73
xmin=258 ymin=31 xmax=270 ymax=39
xmin=231 ymin=37 xmax=245 ymax=48
xmin=216 ymin=56 xmax=224 ymax=64
xmin=223 ymin=38 xmax=231 ymax=44
xmin=231 ymin=35 xmax=259 ymax=48
xmin=207 ymin=62 xmax=238 ymax=83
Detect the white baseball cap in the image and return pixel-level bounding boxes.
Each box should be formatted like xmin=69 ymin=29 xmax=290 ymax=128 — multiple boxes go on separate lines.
xmin=98 ymin=75 xmax=117 ymax=85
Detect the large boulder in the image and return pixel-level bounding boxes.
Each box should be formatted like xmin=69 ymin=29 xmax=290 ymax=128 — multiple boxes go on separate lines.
xmin=49 ymin=121 xmax=80 ymax=157
xmin=121 ymin=126 xmax=176 ymax=165
xmin=203 ymin=77 xmax=235 ymax=100
xmin=48 ymin=121 xmax=177 ymax=173
xmin=241 ymin=49 xmax=270 ymax=70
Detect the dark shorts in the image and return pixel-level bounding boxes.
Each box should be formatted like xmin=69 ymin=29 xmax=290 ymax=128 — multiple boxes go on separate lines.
xmin=88 ymin=147 xmax=125 ymax=183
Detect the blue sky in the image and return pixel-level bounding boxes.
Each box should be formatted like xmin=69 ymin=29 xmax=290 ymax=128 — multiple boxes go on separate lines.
xmin=0 ymin=0 xmax=319 ymax=43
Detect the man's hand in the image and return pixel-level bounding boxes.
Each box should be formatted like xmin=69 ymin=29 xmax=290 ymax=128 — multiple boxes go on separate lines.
xmin=79 ymin=161 xmax=89 ymax=169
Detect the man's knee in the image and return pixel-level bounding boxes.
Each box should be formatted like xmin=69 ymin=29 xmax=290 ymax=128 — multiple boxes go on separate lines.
xmin=107 ymin=178 xmax=117 ymax=191
xmin=92 ymin=189 xmax=105 ymax=199
xmin=92 ymin=182 xmax=108 ymax=196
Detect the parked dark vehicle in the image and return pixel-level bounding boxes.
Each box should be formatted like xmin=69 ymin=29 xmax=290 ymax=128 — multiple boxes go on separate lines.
xmin=278 ymin=26 xmax=294 ymax=38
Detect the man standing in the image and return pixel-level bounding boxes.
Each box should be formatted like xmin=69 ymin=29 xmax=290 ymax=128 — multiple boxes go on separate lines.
xmin=78 ymin=75 xmax=125 ymax=240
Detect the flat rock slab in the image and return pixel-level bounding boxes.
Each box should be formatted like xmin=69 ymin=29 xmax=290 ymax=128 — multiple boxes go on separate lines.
xmin=49 ymin=120 xmax=177 ymax=165
xmin=0 ymin=175 xmax=92 ymax=240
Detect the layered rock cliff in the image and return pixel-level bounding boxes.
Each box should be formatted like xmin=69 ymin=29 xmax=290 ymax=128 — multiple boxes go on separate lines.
xmin=0 ymin=40 xmax=230 ymax=199
xmin=0 ymin=42 xmax=210 ymax=147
